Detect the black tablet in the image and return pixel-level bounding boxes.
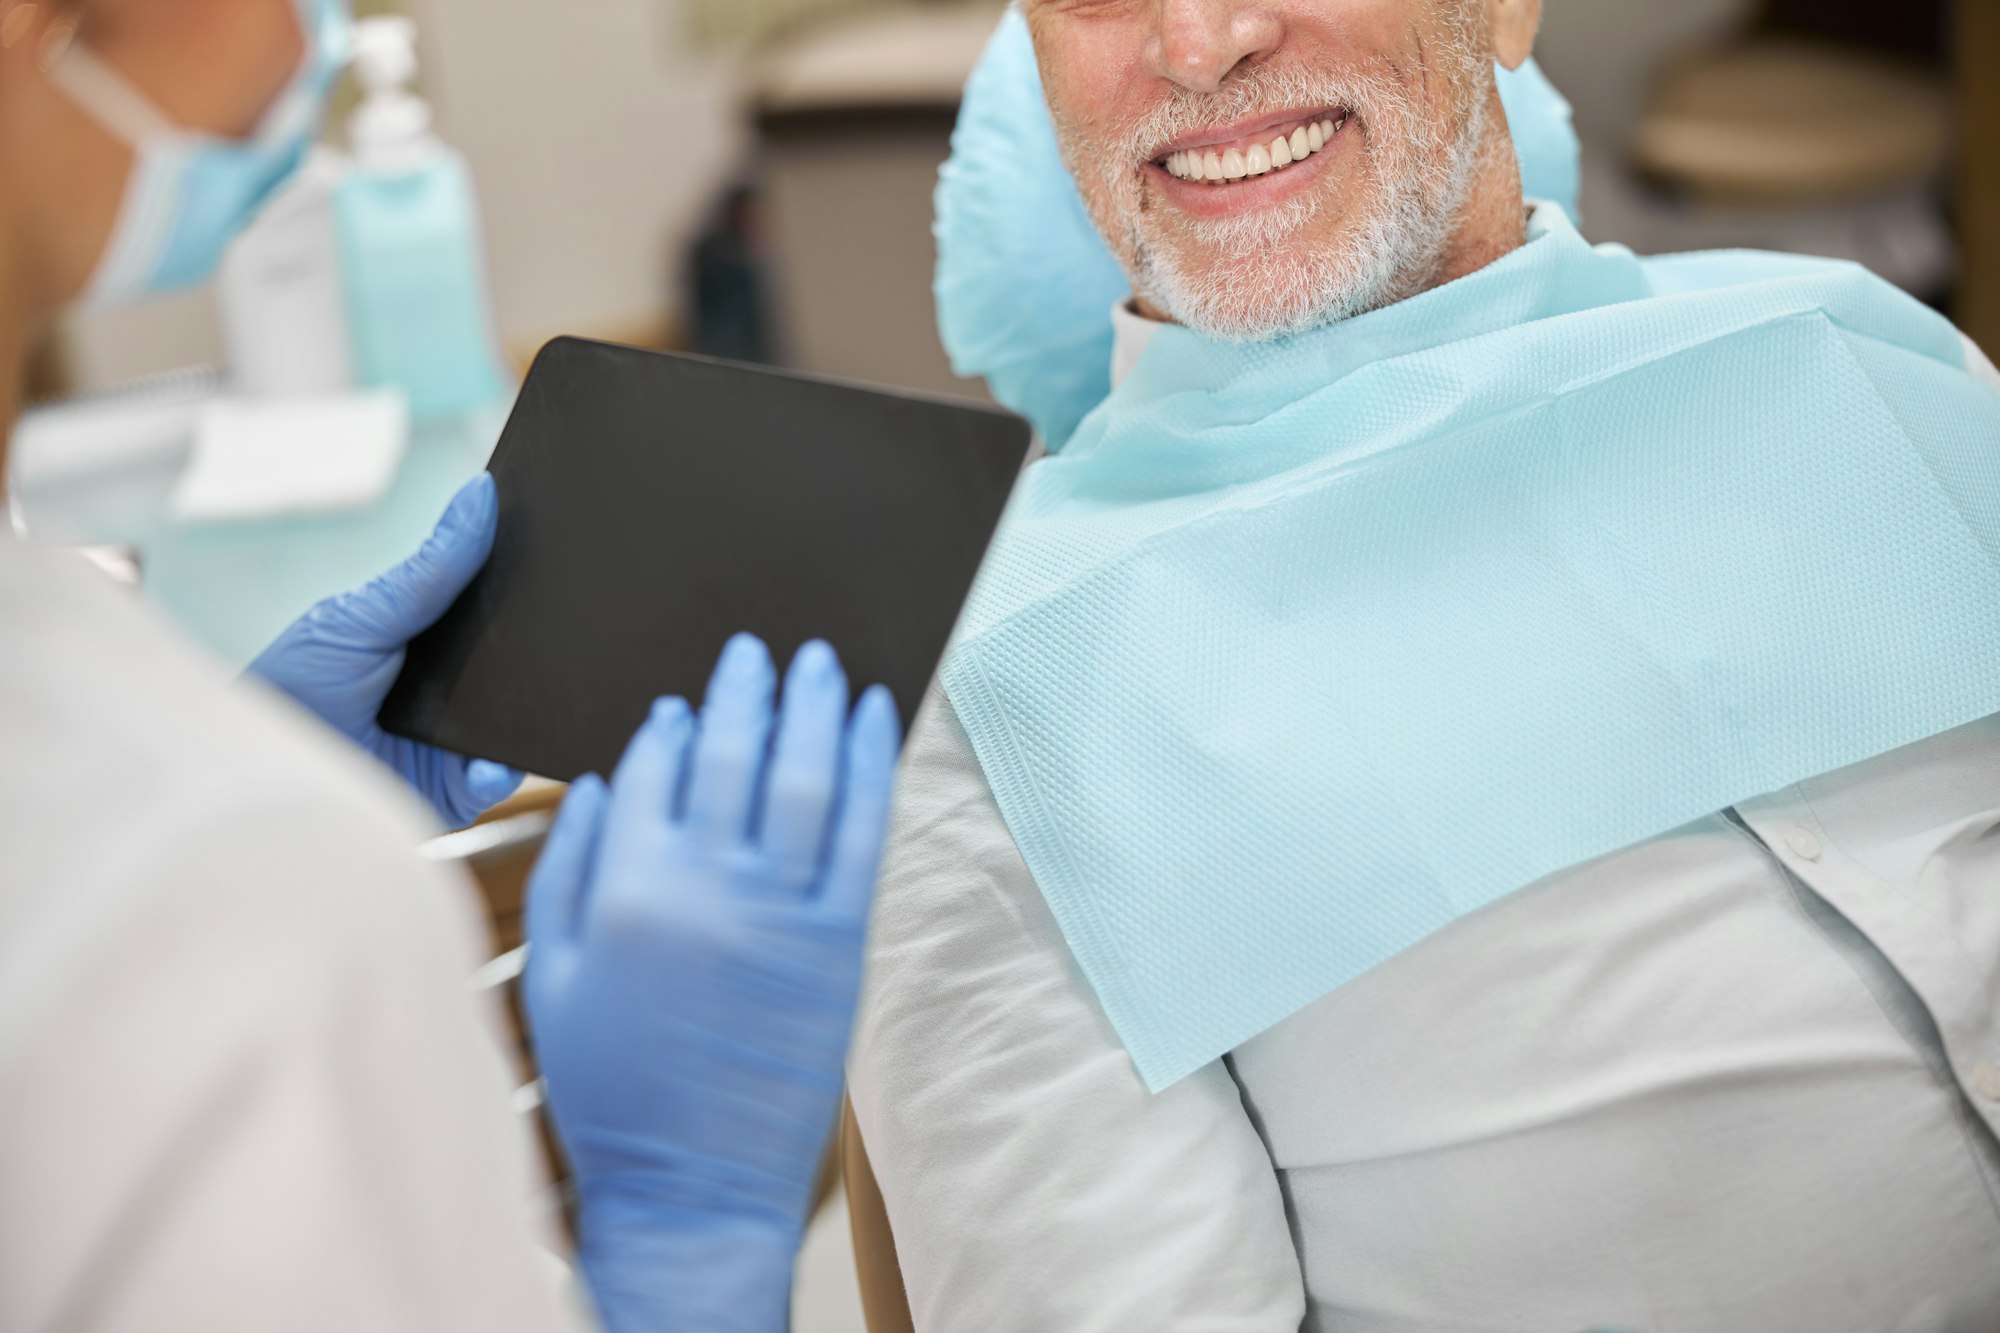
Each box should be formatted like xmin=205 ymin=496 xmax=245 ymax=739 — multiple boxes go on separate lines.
xmin=379 ymin=338 xmax=1030 ymax=782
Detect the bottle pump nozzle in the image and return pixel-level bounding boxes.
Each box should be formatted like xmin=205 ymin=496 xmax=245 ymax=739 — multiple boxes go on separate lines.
xmin=349 ymin=17 xmax=435 ymax=169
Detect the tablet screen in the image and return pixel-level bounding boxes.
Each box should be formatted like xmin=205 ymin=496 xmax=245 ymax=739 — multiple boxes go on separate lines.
xmin=379 ymin=338 xmax=1030 ymax=781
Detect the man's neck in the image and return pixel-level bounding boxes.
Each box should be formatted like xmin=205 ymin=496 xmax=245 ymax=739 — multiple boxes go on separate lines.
xmin=1427 ymin=120 xmax=1531 ymax=294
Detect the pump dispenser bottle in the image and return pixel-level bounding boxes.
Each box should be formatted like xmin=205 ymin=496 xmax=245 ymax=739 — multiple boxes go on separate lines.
xmin=337 ymin=17 xmax=507 ymax=421
xmin=218 ymin=147 xmax=355 ymax=397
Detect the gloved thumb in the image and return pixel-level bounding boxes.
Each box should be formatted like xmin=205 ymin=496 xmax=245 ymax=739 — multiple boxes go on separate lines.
xmin=465 ymin=759 xmax=526 ymax=811
xmin=349 ymin=473 xmax=499 ymax=647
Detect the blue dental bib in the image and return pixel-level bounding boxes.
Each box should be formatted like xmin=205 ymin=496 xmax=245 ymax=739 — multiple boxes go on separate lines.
xmin=943 ymin=208 xmax=2000 ymax=1090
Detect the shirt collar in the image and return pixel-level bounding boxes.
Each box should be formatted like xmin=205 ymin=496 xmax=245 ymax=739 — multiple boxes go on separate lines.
xmin=1109 ymin=300 xmax=1164 ymax=391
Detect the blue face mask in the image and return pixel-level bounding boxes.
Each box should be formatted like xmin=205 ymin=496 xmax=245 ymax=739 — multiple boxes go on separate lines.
xmin=49 ymin=0 xmax=352 ymax=305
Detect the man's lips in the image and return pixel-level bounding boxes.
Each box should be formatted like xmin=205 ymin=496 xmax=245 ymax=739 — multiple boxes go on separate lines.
xmin=1152 ymin=106 xmax=1346 ymax=162
xmin=1156 ymin=109 xmax=1349 ymax=188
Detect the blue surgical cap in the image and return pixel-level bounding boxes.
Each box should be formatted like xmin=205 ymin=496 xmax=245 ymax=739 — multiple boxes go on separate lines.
xmin=934 ymin=9 xmax=1583 ymax=449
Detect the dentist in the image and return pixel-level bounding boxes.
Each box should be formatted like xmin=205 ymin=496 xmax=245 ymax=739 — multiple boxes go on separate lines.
xmin=0 ymin=2 xmax=899 ymax=1330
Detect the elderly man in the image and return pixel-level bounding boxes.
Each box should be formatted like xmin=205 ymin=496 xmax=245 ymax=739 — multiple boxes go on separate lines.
xmin=847 ymin=1 xmax=2000 ymax=1330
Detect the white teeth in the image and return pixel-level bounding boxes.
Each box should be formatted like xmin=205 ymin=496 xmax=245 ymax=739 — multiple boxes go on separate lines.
xmin=1166 ymin=112 xmax=1345 ymax=185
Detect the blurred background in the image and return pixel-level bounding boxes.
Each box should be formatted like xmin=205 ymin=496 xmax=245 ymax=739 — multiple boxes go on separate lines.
xmin=14 ymin=0 xmax=1991 ymax=663
xmin=8 ymin=3 xmax=1993 ymax=1328
xmin=30 ymin=0 xmax=1996 ymax=405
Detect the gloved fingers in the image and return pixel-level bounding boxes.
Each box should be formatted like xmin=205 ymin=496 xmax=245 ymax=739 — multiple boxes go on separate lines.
xmin=609 ymin=697 xmax=697 ymax=828
xmin=685 ymin=634 xmax=777 ymax=848
xmin=345 ymin=473 xmax=499 ymax=649
xmin=465 ymin=758 xmax=526 ymax=812
xmin=818 ymin=685 xmax=902 ymax=918
xmin=525 ymin=774 xmax=610 ymax=949
xmin=756 ymin=640 xmax=850 ymax=889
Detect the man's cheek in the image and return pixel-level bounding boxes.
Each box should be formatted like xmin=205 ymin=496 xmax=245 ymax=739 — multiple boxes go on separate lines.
xmin=1033 ymin=21 xmax=1151 ymax=128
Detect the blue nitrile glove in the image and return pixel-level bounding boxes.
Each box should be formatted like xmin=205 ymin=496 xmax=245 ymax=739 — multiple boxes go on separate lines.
xmin=523 ymin=634 xmax=902 ymax=1333
xmin=246 ymin=473 xmax=523 ymax=828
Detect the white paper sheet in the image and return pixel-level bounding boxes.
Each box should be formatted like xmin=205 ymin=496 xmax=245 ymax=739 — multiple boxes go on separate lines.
xmin=172 ymin=390 xmax=410 ymax=522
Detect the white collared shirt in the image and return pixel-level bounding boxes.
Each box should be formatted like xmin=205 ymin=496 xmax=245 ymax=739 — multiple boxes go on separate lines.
xmin=1108 ymin=299 xmax=1164 ymax=391
xmin=846 ymin=322 xmax=2000 ymax=1332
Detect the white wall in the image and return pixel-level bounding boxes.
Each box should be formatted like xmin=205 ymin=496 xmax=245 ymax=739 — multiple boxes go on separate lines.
xmin=409 ymin=0 xmax=741 ymax=347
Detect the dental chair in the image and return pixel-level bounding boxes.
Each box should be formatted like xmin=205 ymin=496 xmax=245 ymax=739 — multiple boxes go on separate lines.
xmin=421 ymin=790 xmax=567 ymax=1191
xmin=840 ymin=1103 xmax=917 ymax=1333
xmin=422 ymin=787 xmax=848 ymax=1236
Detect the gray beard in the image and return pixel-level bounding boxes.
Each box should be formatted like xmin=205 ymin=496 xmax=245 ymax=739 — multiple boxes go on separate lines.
xmin=1068 ymin=38 xmax=1492 ymax=343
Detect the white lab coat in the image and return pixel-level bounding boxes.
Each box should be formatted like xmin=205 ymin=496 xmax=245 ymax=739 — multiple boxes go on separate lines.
xmin=0 ymin=535 xmax=585 ymax=1332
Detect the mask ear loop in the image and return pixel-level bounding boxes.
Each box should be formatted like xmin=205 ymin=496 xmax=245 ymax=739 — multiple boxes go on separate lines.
xmin=31 ymin=5 xmax=74 ymax=71
xmin=42 ymin=32 xmax=179 ymax=148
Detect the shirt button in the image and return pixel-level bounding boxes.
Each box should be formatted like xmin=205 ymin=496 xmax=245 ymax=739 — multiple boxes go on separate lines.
xmin=1975 ymin=1064 xmax=2000 ymax=1104
xmin=1785 ymin=827 xmax=1823 ymax=861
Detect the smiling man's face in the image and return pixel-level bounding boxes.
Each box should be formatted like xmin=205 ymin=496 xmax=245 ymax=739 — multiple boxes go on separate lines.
xmin=1025 ymin=0 xmax=1532 ymax=341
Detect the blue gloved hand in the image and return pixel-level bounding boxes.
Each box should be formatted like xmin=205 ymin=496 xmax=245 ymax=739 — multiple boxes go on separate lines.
xmin=246 ymin=473 xmax=522 ymax=828
xmin=524 ymin=634 xmax=901 ymax=1333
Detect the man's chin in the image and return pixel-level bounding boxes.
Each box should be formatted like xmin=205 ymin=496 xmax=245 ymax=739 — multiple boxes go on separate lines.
xmin=1142 ymin=242 xmax=1383 ymax=344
